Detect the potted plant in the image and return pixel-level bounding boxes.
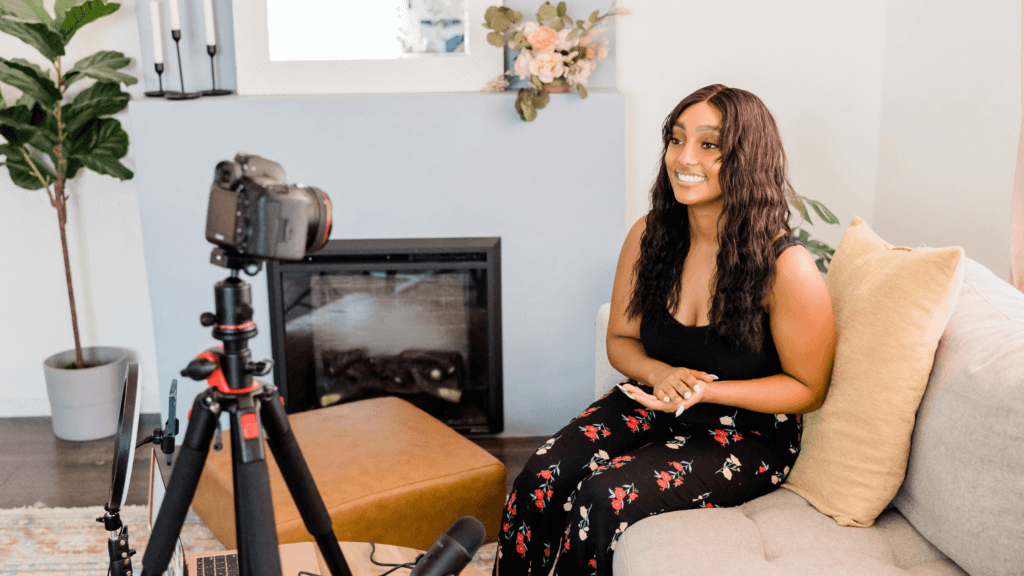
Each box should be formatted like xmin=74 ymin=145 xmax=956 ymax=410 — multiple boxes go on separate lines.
xmin=0 ymin=0 xmax=135 ymax=440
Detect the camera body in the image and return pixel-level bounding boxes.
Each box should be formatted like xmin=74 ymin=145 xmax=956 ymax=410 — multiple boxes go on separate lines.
xmin=205 ymin=153 xmax=332 ymax=261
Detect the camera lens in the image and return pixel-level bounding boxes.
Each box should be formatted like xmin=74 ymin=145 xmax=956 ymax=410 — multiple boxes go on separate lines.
xmin=302 ymin=187 xmax=332 ymax=253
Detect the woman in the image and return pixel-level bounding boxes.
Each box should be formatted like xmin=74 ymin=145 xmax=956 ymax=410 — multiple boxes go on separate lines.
xmin=493 ymin=84 xmax=835 ymax=576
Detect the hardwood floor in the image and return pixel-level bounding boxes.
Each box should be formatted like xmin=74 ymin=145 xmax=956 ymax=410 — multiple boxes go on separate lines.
xmin=0 ymin=415 xmax=544 ymax=508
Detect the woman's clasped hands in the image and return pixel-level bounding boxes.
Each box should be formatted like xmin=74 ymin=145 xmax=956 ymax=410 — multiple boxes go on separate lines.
xmin=620 ymin=368 xmax=719 ymax=416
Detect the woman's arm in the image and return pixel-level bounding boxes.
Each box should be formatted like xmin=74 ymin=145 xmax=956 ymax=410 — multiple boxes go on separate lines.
xmin=606 ymin=216 xmax=716 ymax=403
xmin=624 ymin=244 xmax=835 ymax=415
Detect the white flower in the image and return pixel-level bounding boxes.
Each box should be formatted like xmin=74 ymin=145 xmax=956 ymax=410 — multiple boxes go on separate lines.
xmin=784 ymin=466 xmax=790 ymax=475
xmin=597 ymin=450 xmax=610 ymax=460
xmin=567 ymin=59 xmax=595 ymax=86
xmin=728 ymin=454 xmax=741 ymax=466
xmin=579 ymin=529 xmax=588 ymax=541
xmin=555 ymin=28 xmax=578 ymax=51
xmin=580 ymin=506 xmax=588 ymax=518
xmin=536 ymin=448 xmax=548 ymax=455
xmin=589 ymin=461 xmax=599 ymax=471
xmin=519 ymin=21 xmax=539 ymax=38
xmin=564 ymin=501 xmax=572 ymax=511
xmin=719 ymin=416 xmax=733 ymax=425
xmin=771 ymin=476 xmax=780 ymax=484
xmin=776 ymin=414 xmax=788 ymax=422
xmin=529 ymin=52 xmax=566 ymax=83
xmin=513 ymin=50 xmax=535 ymax=80
xmin=481 ymin=74 xmax=510 ymax=93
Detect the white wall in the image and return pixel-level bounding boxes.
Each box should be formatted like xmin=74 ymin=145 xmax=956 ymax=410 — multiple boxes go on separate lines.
xmin=616 ymin=0 xmax=1020 ymax=278
xmin=0 ymin=1 xmax=161 ymax=415
xmin=616 ymin=0 xmax=889 ymax=252
xmin=872 ymin=0 xmax=1020 ymax=280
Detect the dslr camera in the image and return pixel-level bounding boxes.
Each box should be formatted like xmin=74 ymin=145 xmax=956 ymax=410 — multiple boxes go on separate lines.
xmin=205 ymin=153 xmax=332 ymax=261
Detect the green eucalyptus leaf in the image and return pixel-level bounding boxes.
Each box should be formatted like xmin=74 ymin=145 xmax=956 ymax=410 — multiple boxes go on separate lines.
xmin=0 ymin=17 xmax=65 ymax=61
xmin=491 ymin=14 xmax=511 ymax=32
xmin=807 ymin=198 xmax=839 ymax=225
xmin=557 ymin=2 xmax=567 ymax=17
xmin=484 ymin=5 xmax=499 ymax=23
xmin=522 ymin=105 xmax=537 ymax=122
xmin=1 ymin=0 xmax=53 ymax=25
xmin=0 ymin=142 xmax=53 ymax=189
xmin=532 ymin=90 xmax=550 ymax=109
xmin=590 ymin=10 xmax=599 ymax=23
xmin=577 ymin=83 xmax=587 ymax=99
xmin=0 ymin=57 xmax=62 ymax=108
xmin=56 ymin=0 xmax=119 ymax=44
xmin=64 ymin=50 xmax=136 ymax=87
xmin=550 ymin=19 xmax=564 ymax=31
xmin=63 ymin=80 xmax=128 ymax=136
xmin=510 ymin=10 xmax=523 ymax=24
xmin=538 ymin=3 xmax=558 ymax=21
xmin=486 ymin=31 xmax=505 ymax=47
xmin=566 ymin=28 xmax=577 ymax=40
xmin=510 ymin=31 xmax=523 ymax=43
xmin=69 ymin=116 xmax=131 ymax=180
xmin=531 ymin=76 xmax=543 ymax=91
xmin=517 ymin=87 xmax=532 ymax=103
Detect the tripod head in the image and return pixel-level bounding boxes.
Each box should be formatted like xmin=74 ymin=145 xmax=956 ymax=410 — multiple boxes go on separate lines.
xmin=181 ymin=248 xmax=273 ymax=392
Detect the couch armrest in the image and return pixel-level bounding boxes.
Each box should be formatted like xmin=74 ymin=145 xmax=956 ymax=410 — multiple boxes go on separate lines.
xmin=596 ymin=303 xmax=628 ymax=401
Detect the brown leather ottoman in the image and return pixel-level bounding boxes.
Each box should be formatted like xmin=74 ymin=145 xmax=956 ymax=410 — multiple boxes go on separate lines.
xmin=190 ymin=396 xmax=506 ymax=551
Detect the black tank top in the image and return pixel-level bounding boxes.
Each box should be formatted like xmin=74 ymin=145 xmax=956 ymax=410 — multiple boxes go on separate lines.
xmin=639 ymin=238 xmax=803 ymax=383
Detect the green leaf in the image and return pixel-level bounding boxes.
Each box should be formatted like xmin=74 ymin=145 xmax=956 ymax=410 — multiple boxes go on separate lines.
xmin=538 ymin=3 xmax=558 ymax=21
xmin=69 ymin=116 xmax=131 ymax=180
xmin=577 ymin=83 xmax=587 ymax=99
xmin=0 ymin=57 xmax=62 ymax=108
xmin=807 ymin=198 xmax=839 ymax=225
xmin=530 ymin=75 xmax=543 ymax=91
xmin=62 ymin=80 xmax=128 ymax=136
xmin=510 ymin=31 xmax=523 ymax=43
xmin=532 ymin=90 xmax=550 ymax=109
xmin=590 ymin=9 xmax=600 ymax=23
xmin=64 ymin=50 xmax=136 ymax=87
xmin=484 ymin=5 xmax=500 ymax=24
xmin=490 ymin=13 xmax=511 ymax=32
xmin=0 ymin=142 xmax=54 ymax=189
xmin=0 ymin=102 xmax=57 ymax=151
xmin=486 ymin=31 xmax=505 ymax=47
xmin=788 ymin=191 xmax=811 ymax=224
xmin=557 ymin=2 xmax=567 ymax=17
xmin=56 ymin=0 xmax=119 ymax=44
xmin=550 ymin=19 xmax=564 ymax=31
xmin=0 ymin=16 xmax=65 ymax=61
xmin=509 ymin=10 xmax=523 ymax=24
xmin=10 ymin=58 xmax=51 ymax=83
xmin=814 ymin=258 xmax=828 ymax=274
xmin=0 ymin=0 xmax=53 ymax=25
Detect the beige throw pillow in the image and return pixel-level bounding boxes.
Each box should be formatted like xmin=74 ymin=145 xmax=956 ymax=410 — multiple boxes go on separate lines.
xmin=782 ymin=216 xmax=964 ymax=527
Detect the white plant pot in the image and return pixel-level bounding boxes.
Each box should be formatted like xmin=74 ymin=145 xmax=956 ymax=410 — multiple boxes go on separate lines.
xmin=43 ymin=346 xmax=130 ymax=441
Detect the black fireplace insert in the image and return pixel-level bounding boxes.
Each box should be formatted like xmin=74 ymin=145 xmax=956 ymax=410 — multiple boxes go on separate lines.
xmin=266 ymin=237 xmax=502 ymax=434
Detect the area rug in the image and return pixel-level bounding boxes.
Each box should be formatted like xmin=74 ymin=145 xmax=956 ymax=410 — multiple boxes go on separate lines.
xmin=0 ymin=504 xmax=497 ymax=575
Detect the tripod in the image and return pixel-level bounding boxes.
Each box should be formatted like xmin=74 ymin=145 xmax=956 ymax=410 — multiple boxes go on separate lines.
xmin=140 ymin=251 xmax=352 ymax=576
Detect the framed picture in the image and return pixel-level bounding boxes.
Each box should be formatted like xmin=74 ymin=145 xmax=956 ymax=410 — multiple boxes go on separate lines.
xmin=232 ymin=0 xmax=504 ymax=95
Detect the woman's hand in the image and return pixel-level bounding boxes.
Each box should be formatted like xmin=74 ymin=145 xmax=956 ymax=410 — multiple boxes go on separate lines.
xmin=622 ymin=369 xmax=718 ymax=414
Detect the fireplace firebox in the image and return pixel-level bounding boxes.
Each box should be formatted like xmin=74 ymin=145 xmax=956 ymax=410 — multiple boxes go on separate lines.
xmin=266 ymin=238 xmax=502 ymax=434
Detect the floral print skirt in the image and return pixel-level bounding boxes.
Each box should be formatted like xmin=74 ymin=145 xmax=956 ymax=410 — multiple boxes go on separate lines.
xmin=492 ymin=381 xmax=802 ymax=576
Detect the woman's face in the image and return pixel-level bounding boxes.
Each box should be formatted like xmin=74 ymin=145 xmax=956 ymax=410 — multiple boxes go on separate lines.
xmin=665 ymin=101 xmax=723 ymax=208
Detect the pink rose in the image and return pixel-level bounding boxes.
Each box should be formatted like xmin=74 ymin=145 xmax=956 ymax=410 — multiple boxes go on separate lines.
xmin=526 ymin=25 xmax=559 ymax=53
xmin=529 ymin=52 xmax=566 ymax=83
xmin=513 ymin=50 xmax=534 ymax=80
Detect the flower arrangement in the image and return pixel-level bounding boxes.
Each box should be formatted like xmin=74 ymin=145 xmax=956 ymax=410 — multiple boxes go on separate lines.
xmin=481 ymin=1 xmax=630 ymax=122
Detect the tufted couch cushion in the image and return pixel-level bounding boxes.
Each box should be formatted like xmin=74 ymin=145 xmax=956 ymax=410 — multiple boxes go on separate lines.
xmin=612 ymin=489 xmax=966 ymax=576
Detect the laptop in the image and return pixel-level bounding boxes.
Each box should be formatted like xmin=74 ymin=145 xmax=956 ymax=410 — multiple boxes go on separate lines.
xmin=149 ymin=448 xmax=331 ymax=576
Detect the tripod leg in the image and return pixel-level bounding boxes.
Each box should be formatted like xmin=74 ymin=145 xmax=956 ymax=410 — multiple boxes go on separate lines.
xmin=231 ymin=394 xmax=284 ymax=576
xmin=260 ymin=389 xmax=353 ymax=576
xmin=141 ymin=392 xmax=220 ymax=576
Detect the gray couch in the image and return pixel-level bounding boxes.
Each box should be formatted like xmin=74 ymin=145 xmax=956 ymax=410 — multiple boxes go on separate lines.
xmin=594 ymin=256 xmax=1024 ymax=576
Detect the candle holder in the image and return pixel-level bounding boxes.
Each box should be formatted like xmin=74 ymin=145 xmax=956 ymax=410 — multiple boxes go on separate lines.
xmin=165 ymin=29 xmax=201 ymax=100
xmin=201 ymin=45 xmax=233 ymax=96
xmin=144 ymin=63 xmax=170 ymax=97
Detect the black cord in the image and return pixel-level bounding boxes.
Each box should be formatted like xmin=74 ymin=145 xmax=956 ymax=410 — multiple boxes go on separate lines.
xmin=298 ymin=572 xmax=320 ymax=576
xmin=367 ymin=541 xmax=420 ymax=575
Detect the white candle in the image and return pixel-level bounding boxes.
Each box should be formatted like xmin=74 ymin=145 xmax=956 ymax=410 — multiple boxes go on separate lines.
xmin=202 ymin=0 xmax=216 ymax=46
xmin=150 ymin=1 xmax=164 ymax=63
xmin=168 ymin=0 xmax=180 ymax=30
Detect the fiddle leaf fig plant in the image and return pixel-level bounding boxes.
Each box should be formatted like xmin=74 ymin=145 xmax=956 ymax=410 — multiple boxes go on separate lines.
xmin=0 ymin=0 xmax=135 ymax=368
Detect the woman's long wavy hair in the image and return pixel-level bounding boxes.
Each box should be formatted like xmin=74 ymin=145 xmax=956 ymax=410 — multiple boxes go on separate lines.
xmin=626 ymin=84 xmax=794 ymax=351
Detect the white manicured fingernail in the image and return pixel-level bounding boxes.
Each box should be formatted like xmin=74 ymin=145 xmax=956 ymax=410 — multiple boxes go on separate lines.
xmin=684 ymin=392 xmax=691 ymax=400
xmin=663 ymin=396 xmax=671 ymax=403
xmin=694 ymin=384 xmax=701 ymax=392
xmin=616 ymin=384 xmax=635 ymax=400
xmin=675 ymin=405 xmax=685 ymax=417
xmin=708 ymin=374 xmax=719 ymax=381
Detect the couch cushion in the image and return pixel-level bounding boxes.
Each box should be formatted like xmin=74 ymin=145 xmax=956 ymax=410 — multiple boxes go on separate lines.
xmin=782 ymin=216 xmax=964 ymax=527
xmin=613 ymin=489 xmax=966 ymax=576
xmin=893 ymin=257 xmax=1024 ymax=576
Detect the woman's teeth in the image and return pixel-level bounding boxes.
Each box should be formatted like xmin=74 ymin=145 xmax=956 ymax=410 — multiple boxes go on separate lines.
xmin=676 ymin=173 xmax=707 ymax=183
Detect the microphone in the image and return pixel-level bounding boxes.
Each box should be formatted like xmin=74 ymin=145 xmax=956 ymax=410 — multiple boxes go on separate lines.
xmin=410 ymin=516 xmax=486 ymax=576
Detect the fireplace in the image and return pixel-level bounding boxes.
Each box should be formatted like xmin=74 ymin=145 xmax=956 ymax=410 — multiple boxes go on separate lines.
xmin=266 ymin=237 xmax=502 ymax=433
